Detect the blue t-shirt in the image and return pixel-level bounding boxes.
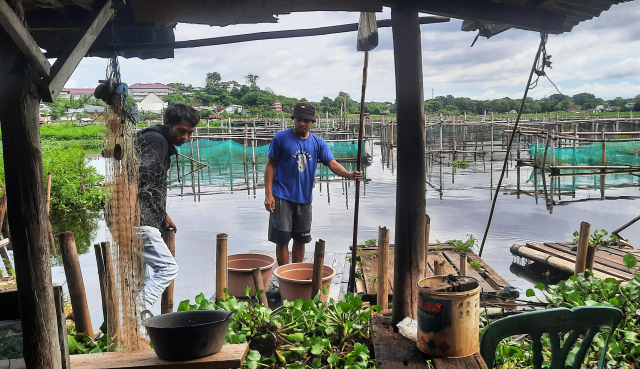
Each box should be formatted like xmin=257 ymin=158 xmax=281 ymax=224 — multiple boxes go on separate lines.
xmin=268 ymin=129 xmax=335 ymax=204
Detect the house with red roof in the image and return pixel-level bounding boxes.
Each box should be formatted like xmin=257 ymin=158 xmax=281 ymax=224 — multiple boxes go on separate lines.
xmin=128 ymin=83 xmax=177 ymax=102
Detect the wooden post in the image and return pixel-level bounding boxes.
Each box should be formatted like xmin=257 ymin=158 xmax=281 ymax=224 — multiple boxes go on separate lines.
xmin=47 ymin=171 xmax=57 ymax=256
xmin=160 ymin=229 xmax=176 ymax=314
xmin=575 ymin=221 xmax=591 ymax=275
xmin=424 ymin=214 xmax=430 ymax=277
xmin=0 ymin=24 xmax=61 ymax=367
xmin=311 ymin=239 xmax=325 ymax=299
xmin=216 ymin=233 xmax=228 ymax=302
xmin=573 ymin=125 xmax=577 ymax=150
xmin=459 ymin=254 xmax=468 ymax=276
xmin=100 ymin=241 xmax=118 ymax=339
xmin=377 ymin=227 xmax=390 ymax=310
xmin=391 ymin=7 xmax=427 ymax=324
xmin=93 ymin=243 xmax=107 ymax=326
xmin=434 ymin=260 xmax=445 ymax=275
xmin=251 ymin=268 xmax=269 ymax=306
xmin=53 ymin=286 xmax=71 ymax=369
xmin=58 ymin=232 xmax=93 ymax=335
xmin=585 ymin=244 xmax=596 ymax=274
xmin=490 ymin=124 xmax=494 ymax=160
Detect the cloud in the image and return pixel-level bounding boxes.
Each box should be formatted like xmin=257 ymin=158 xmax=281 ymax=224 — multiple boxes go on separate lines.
xmin=67 ymin=1 xmax=640 ymax=102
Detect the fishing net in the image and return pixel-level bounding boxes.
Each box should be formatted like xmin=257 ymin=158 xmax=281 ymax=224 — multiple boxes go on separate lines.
xmin=528 ymin=141 xmax=640 ymax=166
xmin=171 ymin=139 xmax=364 ymax=187
xmin=102 ymin=56 xmax=145 ymax=350
xmin=528 ymin=170 xmax=640 ymax=191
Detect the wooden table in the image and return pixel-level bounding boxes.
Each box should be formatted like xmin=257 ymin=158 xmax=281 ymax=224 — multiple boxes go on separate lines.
xmin=0 ymin=344 xmax=249 ymax=369
xmin=371 ymin=316 xmax=488 ymax=369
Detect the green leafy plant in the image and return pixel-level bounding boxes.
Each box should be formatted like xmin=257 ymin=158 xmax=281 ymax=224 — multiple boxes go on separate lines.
xmin=469 ymin=261 xmax=483 ymax=271
xmin=572 ymin=229 xmax=628 ymax=247
xmin=445 ymin=160 xmax=469 ymax=169
xmin=178 ymin=287 xmax=381 ymax=368
xmin=364 ymin=238 xmax=377 ymax=246
xmin=67 ymin=324 xmax=117 ymax=355
xmin=521 ymin=272 xmax=640 ymax=367
xmin=448 ymin=234 xmax=477 ymax=254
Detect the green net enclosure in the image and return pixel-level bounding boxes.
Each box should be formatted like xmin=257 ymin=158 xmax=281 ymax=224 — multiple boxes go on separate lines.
xmin=528 ymin=141 xmax=640 ymax=166
xmin=528 ymin=170 xmax=640 ymax=191
xmin=171 ymin=138 xmax=365 ymax=187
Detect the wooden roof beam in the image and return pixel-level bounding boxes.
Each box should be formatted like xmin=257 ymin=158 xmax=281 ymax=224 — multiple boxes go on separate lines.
xmin=38 ymin=0 xmax=114 ymax=102
xmin=384 ymin=0 xmax=567 ymax=34
xmin=0 ymin=0 xmax=50 ymax=77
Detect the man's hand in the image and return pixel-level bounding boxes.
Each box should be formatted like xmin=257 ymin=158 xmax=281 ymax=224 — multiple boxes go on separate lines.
xmin=264 ymin=194 xmax=276 ymax=213
xmin=166 ymin=214 xmax=177 ymax=232
xmin=350 ymin=171 xmax=363 ymax=181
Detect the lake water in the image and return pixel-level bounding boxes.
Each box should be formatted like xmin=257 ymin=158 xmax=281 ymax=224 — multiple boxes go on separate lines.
xmin=46 ymin=139 xmax=640 ymax=330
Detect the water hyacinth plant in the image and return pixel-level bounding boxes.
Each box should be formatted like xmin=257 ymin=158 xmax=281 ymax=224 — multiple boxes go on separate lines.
xmin=178 ymin=286 xmax=381 ymax=368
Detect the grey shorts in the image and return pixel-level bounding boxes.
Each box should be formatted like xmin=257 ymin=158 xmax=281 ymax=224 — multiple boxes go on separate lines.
xmin=268 ymin=197 xmax=312 ymax=244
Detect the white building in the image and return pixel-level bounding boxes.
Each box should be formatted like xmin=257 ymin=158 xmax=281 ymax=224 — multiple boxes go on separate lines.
xmin=129 ymin=83 xmax=177 ymax=102
xmin=225 ymin=104 xmax=243 ymax=114
xmin=137 ymin=93 xmax=167 ymax=114
xmin=219 ymin=81 xmax=243 ymax=92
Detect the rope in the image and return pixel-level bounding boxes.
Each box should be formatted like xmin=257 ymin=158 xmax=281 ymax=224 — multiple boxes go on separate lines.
xmin=478 ymin=33 xmax=548 ymax=257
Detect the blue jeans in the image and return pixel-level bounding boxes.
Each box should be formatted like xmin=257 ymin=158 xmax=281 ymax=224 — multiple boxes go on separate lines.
xmin=141 ymin=226 xmax=179 ymax=308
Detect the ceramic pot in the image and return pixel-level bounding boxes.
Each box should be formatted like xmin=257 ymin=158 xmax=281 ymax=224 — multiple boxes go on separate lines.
xmin=274 ymin=263 xmax=336 ymax=302
xmin=227 ymin=253 xmax=277 ymax=297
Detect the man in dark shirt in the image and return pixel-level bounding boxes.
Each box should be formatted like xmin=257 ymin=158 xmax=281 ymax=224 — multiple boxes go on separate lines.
xmin=136 ymin=103 xmax=199 ymax=308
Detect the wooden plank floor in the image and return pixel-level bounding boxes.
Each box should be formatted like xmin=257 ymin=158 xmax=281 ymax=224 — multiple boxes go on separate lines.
xmin=359 ymin=243 xmax=513 ymax=296
xmin=370 ymin=315 xmax=488 ymax=369
xmin=517 ymin=241 xmax=638 ymax=280
xmin=247 ymin=250 xmax=350 ymax=301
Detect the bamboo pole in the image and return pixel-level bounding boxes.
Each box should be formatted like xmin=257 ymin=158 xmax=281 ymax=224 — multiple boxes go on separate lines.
xmin=216 ymin=233 xmax=228 ymax=302
xmin=459 ymin=254 xmax=467 ymax=276
xmin=161 ymin=229 xmax=176 ymax=314
xmin=311 ymin=239 xmax=326 ymax=299
xmin=377 ymin=227 xmax=390 ymax=310
xmin=47 ymin=172 xmax=57 ymax=256
xmin=58 ymin=232 xmax=93 ymax=335
xmin=575 ymin=221 xmax=591 ymax=275
xmin=348 ymin=50 xmax=369 ymax=293
xmin=93 ymin=243 xmax=107 ymax=325
xmin=252 ymin=268 xmax=269 ymax=306
xmin=585 ymin=244 xmax=596 ymax=274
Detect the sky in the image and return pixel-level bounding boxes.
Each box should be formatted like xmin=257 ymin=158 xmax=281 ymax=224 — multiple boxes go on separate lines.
xmin=65 ymin=2 xmax=640 ymax=103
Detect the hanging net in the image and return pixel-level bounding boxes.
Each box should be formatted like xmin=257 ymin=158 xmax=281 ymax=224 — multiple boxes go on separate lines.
xmin=528 ymin=141 xmax=640 ymax=166
xmin=102 ymin=56 xmax=144 ymax=350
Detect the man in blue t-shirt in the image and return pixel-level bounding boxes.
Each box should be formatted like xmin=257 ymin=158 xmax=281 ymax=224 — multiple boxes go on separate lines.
xmin=265 ymin=103 xmax=362 ymax=265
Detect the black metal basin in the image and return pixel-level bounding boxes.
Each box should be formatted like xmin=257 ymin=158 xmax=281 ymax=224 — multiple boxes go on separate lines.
xmin=141 ymin=309 xmax=235 ymax=361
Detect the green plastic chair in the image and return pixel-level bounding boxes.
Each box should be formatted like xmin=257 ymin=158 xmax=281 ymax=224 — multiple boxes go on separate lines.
xmin=480 ymin=306 xmax=623 ymax=369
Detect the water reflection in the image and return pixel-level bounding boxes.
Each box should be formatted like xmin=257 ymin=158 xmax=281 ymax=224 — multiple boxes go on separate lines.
xmin=50 ymin=210 xmax=102 ymax=256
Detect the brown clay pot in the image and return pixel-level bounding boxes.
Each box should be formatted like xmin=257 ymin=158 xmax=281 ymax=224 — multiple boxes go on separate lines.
xmin=227 ymin=253 xmax=277 ymax=297
xmin=274 ymin=263 xmax=336 ymax=302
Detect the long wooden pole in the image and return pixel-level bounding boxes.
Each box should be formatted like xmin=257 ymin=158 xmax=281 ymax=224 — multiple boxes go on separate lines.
xmin=348 ymin=51 xmax=369 ymax=293
xmin=47 ymin=171 xmax=57 ymax=256
xmin=311 ymin=239 xmax=326 ymax=299
xmin=377 ymin=227 xmax=390 ymax=310
xmin=58 ymin=232 xmax=93 ymax=335
xmin=0 ymin=22 xmax=61 ymax=367
xmin=160 ymin=229 xmax=176 ymax=314
xmin=216 ymin=233 xmax=228 ymax=302
xmin=391 ymin=7 xmax=426 ymax=325
xmin=478 ymin=34 xmax=546 ymax=258
xmin=424 ymin=214 xmax=430 ymax=278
